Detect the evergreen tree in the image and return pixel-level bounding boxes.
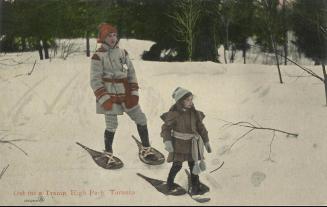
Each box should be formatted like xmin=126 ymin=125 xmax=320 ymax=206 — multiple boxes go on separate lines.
xmin=231 ymin=0 xmax=256 ymax=64
xmin=292 ymin=0 xmax=327 ymax=105
xmin=193 ymin=0 xmax=220 ymax=62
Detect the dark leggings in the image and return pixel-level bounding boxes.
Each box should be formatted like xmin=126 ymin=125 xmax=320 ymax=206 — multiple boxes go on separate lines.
xmin=167 ymin=161 xmax=195 ymax=184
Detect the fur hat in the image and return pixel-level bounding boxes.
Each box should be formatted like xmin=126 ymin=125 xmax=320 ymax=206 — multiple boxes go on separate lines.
xmin=172 ymin=87 xmax=192 ymax=102
xmin=97 ymin=23 xmax=118 ymax=43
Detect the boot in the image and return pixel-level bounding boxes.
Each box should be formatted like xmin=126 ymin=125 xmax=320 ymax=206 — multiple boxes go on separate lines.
xmin=104 ymin=130 xmax=115 ymax=153
xmin=137 ymin=124 xmax=150 ymax=147
xmin=190 ymin=174 xmax=200 ymax=195
xmin=167 ymin=162 xmax=182 ymax=191
xmin=137 ymin=124 xmax=158 ymax=161
xmin=190 ymin=174 xmax=208 ymax=195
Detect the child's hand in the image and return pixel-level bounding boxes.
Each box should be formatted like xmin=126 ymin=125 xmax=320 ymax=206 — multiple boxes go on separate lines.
xmin=164 ymin=141 xmax=174 ymax=152
xmin=205 ymin=142 xmax=212 ymax=153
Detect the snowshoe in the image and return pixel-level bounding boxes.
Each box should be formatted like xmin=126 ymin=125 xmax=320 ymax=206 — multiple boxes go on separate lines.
xmin=76 ymin=142 xmax=123 ymax=170
xmin=185 ymin=169 xmax=211 ymax=203
xmin=189 ymin=180 xmax=210 ymax=195
xmin=137 ymin=173 xmax=187 ymax=196
xmin=132 ymin=135 xmax=165 ymax=165
xmin=137 ymin=173 xmax=210 ymax=203
xmin=198 ymin=182 xmax=210 ymax=194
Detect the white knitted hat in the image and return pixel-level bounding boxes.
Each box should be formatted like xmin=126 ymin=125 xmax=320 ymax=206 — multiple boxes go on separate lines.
xmin=172 ymin=87 xmax=192 ymax=102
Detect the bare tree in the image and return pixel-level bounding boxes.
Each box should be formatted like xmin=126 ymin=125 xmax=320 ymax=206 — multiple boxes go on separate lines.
xmin=57 ymin=40 xmax=81 ymax=60
xmin=281 ymin=0 xmax=288 ymax=65
xmin=215 ymin=0 xmax=235 ymax=64
xmin=248 ymin=42 xmax=327 ymax=105
xmin=255 ymin=0 xmax=284 ymax=83
xmin=168 ymin=0 xmax=201 ymax=61
xmin=275 ymin=49 xmax=327 ymax=106
xmin=262 ymin=0 xmax=283 ymax=84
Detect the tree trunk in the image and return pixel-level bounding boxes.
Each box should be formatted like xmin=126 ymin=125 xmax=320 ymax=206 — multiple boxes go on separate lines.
xmin=271 ymin=34 xmax=283 ymax=84
xmin=189 ymin=34 xmax=193 ymax=61
xmin=224 ymin=21 xmax=229 ymax=64
xmin=243 ymin=48 xmax=246 ymax=64
xmin=86 ymin=31 xmax=90 ymax=57
xmin=230 ymin=46 xmax=236 ymax=63
xmin=283 ymin=39 xmax=288 ymax=65
xmin=322 ymin=64 xmax=327 ymax=106
xmin=43 ymin=39 xmax=49 ymax=59
xmin=21 ymin=37 xmax=26 ymax=51
xmin=282 ymin=0 xmax=288 ymax=65
xmin=224 ymin=47 xmax=227 ymax=64
xmin=37 ymin=39 xmax=44 ymax=60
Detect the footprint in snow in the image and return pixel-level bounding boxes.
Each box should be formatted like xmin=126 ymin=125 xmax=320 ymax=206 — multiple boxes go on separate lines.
xmin=251 ymin=171 xmax=266 ymax=187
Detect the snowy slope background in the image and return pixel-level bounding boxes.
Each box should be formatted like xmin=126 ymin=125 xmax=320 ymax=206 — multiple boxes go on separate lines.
xmin=0 ymin=38 xmax=327 ymax=205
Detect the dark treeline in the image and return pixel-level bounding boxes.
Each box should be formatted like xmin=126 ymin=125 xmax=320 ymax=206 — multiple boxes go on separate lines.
xmin=0 ymin=0 xmax=327 ymax=64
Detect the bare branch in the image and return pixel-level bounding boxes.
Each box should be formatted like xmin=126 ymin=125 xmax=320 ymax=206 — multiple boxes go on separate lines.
xmin=223 ymin=119 xmax=298 ymax=137
xmin=221 ymin=118 xmax=299 ymax=162
xmin=4 ymin=138 xmax=36 ymax=142
xmin=228 ymin=128 xmax=255 ymax=151
xmin=219 ymin=119 xmax=257 ymax=129
xmin=249 ymin=44 xmax=324 ymax=82
xmin=27 ymin=60 xmax=37 ymax=76
xmin=244 ymin=125 xmax=298 ymax=137
xmin=210 ymin=161 xmax=225 ymax=174
xmin=0 ymin=164 xmax=9 ymax=180
xmin=14 ymin=60 xmax=38 ymax=78
xmin=0 ymin=140 xmax=29 ymax=156
xmin=251 ymin=118 xmax=263 ymax=128
xmin=265 ymin=131 xmax=276 ymax=162
xmin=166 ymin=0 xmax=201 ymax=60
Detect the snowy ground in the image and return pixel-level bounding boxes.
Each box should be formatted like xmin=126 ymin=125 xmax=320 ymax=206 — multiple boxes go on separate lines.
xmin=0 ymin=39 xmax=327 ymax=205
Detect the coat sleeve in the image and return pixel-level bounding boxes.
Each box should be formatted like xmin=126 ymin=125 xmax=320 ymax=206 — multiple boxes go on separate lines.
xmin=196 ymin=111 xmax=209 ymax=143
xmin=124 ymin=49 xmax=139 ymax=96
xmin=90 ymin=53 xmax=110 ymax=105
xmin=160 ymin=111 xmax=178 ymax=142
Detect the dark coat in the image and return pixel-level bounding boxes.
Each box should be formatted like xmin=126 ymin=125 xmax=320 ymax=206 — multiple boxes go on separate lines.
xmin=160 ymin=103 xmax=209 ymax=162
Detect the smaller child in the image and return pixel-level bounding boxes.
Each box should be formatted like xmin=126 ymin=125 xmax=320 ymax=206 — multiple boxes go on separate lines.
xmin=160 ymin=87 xmax=212 ymax=195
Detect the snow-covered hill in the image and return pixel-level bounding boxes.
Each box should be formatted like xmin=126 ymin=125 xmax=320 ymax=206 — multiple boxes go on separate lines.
xmin=0 ymin=39 xmax=327 ymax=205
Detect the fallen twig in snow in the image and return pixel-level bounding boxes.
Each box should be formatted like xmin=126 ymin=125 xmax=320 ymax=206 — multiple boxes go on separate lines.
xmin=27 ymin=60 xmax=37 ymax=76
xmin=0 ymin=140 xmax=29 ymax=156
xmin=0 ymin=164 xmax=9 ymax=180
xmin=265 ymin=131 xmax=276 ymax=163
xmin=210 ymin=161 xmax=225 ymax=174
xmin=0 ymin=137 xmax=36 ymax=156
xmin=221 ymin=119 xmax=298 ymax=137
xmin=218 ymin=119 xmax=298 ymax=162
xmin=14 ymin=60 xmax=37 ymax=78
